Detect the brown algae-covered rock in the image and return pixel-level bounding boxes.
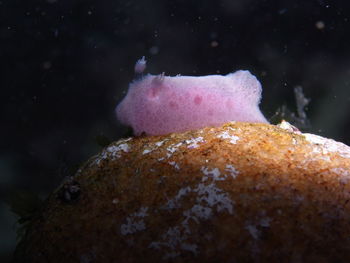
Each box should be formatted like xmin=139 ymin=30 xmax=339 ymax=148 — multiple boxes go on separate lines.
xmin=14 ymin=122 xmax=350 ymax=262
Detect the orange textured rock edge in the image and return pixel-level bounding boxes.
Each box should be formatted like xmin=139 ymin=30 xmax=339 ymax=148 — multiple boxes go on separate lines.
xmin=14 ymin=122 xmax=350 ymax=262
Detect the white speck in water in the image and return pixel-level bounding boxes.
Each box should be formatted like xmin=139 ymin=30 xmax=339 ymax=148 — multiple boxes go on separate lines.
xmin=315 ymin=20 xmax=325 ymax=30
xmin=149 ymin=46 xmax=159 ymax=55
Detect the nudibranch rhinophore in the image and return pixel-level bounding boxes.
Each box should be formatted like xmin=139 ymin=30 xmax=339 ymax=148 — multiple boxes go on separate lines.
xmin=116 ymin=57 xmax=268 ymax=136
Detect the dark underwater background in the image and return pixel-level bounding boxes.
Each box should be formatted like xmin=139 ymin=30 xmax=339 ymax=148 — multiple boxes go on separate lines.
xmin=2 ymin=0 xmax=350 ymax=261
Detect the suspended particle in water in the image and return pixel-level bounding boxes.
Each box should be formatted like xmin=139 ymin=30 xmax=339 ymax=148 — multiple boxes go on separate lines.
xmin=315 ymin=21 xmax=325 ymax=30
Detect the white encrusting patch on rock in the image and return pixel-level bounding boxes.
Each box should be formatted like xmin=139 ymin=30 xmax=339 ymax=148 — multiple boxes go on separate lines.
xmin=149 ymin=226 xmax=197 ymax=259
xmin=277 ymin=120 xmax=301 ymax=134
xmin=185 ymin=137 xmax=205 ymax=149
xmin=217 ymin=131 xmax=239 ymax=144
xmin=245 ymin=224 xmax=260 ymax=240
xmin=106 ymin=144 xmax=130 ymax=159
xmin=245 ymin=216 xmax=272 ymax=240
xmin=304 ymin=133 xmax=350 ymax=159
xmin=150 ymin=165 xmax=235 ymax=258
xmin=91 ymin=141 xmax=131 ymax=166
xmin=166 ymin=142 xmax=183 ymax=158
xmin=201 ymin=165 xmax=239 ymax=181
xmin=157 ymin=137 xmax=205 ymax=161
xmin=155 ymin=140 xmax=166 ymax=147
xmin=259 ymin=217 xmax=272 ymax=227
xmin=201 ymin=167 xmax=221 ymax=181
xmin=168 ymin=161 xmax=180 ymax=170
xmin=118 ymin=138 xmax=132 ymax=143
xmin=142 ymin=139 xmax=168 ymax=155
xmin=193 ymin=183 xmax=234 ymax=214
xmin=120 ymin=207 xmax=149 ymax=236
xmin=142 ymin=149 xmax=153 ymax=155
xmin=164 ymin=186 xmax=192 ymax=210
xmin=183 ymin=204 xmax=212 ymax=223
xmin=225 ymin=164 xmax=239 ymax=179
xmin=330 ymin=167 xmax=350 ymax=184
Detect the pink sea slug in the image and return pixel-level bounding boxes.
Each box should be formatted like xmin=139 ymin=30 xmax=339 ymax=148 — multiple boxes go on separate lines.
xmin=116 ymin=58 xmax=268 ymax=136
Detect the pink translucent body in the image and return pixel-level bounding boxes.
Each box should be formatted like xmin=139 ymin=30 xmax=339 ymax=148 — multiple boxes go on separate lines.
xmin=116 ymin=70 xmax=268 ymax=136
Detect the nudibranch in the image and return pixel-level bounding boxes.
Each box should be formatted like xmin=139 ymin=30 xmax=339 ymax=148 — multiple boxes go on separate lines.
xmin=116 ymin=57 xmax=268 ymax=136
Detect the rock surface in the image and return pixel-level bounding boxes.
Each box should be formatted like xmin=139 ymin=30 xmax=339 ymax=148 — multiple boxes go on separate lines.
xmin=14 ymin=122 xmax=350 ymax=262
